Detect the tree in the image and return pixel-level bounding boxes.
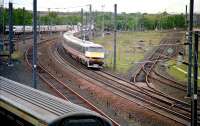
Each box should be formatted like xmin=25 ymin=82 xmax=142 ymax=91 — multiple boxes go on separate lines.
xmin=1 ymin=8 xmax=186 ymax=31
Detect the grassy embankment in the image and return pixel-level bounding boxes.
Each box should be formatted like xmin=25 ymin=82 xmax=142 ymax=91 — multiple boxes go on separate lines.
xmin=94 ymin=31 xmax=167 ymax=73
xmin=166 ymin=53 xmax=200 ymax=86
xmin=166 ymin=33 xmax=200 ymax=87
xmin=94 ymin=31 xmax=200 ymax=87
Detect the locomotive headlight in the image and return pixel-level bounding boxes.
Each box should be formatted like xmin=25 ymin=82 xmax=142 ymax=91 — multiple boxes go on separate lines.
xmin=85 ymin=51 xmax=104 ymax=58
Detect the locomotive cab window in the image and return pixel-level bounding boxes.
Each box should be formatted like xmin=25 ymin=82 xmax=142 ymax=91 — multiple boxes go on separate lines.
xmin=87 ymin=47 xmax=104 ymax=52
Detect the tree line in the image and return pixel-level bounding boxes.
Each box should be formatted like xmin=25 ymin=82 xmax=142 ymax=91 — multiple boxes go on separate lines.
xmin=1 ymin=8 xmax=197 ymax=32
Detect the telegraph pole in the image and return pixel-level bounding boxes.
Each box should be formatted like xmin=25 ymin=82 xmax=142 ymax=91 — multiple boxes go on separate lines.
xmin=81 ymin=8 xmax=83 ymax=41
xmin=48 ymin=8 xmax=50 ymax=36
xmin=8 ymin=2 xmax=13 ymax=66
xmin=113 ymin=4 xmax=117 ymax=70
xmin=192 ymin=31 xmax=198 ymax=126
xmin=50 ymin=10 xmax=53 ymax=36
xmin=125 ymin=13 xmax=127 ymax=31
xmin=93 ymin=10 xmax=97 ymax=38
xmin=89 ymin=4 xmax=92 ymax=40
xmin=38 ymin=10 xmax=41 ymax=40
xmin=33 ymin=0 xmax=37 ymax=89
xmin=2 ymin=0 xmax=4 ymax=36
xmin=0 ymin=1 xmax=3 ymax=51
xmin=187 ymin=0 xmax=194 ymax=97
xmin=160 ymin=14 xmax=162 ymax=31
xmin=101 ymin=5 xmax=105 ymax=38
xmin=86 ymin=12 xmax=88 ymax=26
xmin=23 ymin=7 xmax=25 ymax=44
xmin=185 ymin=5 xmax=188 ymax=29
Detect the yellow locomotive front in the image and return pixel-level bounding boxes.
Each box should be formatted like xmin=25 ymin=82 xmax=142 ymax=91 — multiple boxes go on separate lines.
xmin=85 ymin=46 xmax=105 ymax=68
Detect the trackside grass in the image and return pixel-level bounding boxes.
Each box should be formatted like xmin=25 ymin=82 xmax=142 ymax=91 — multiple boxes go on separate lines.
xmin=94 ymin=31 xmax=167 ymax=73
xmin=166 ymin=60 xmax=200 ymax=86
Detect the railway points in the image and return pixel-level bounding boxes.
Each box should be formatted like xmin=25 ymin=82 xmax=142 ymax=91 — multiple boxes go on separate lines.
xmin=1 ymin=24 xmax=199 ymax=126
xmin=0 ymin=0 xmax=200 ymax=126
xmin=25 ymin=29 xmax=197 ymax=125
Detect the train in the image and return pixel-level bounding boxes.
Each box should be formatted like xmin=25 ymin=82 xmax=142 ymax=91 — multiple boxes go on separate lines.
xmin=62 ymin=31 xmax=105 ymax=68
xmin=5 ymin=25 xmax=74 ymax=34
xmin=0 ymin=76 xmax=112 ymax=126
xmin=4 ymin=24 xmax=105 ymax=68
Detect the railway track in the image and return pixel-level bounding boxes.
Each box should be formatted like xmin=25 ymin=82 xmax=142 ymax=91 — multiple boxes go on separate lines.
xmin=24 ymin=39 xmax=120 ymax=126
xmin=132 ymin=32 xmax=191 ymax=92
xmin=152 ymin=68 xmax=200 ymax=94
xmin=151 ymin=69 xmax=187 ymax=91
xmin=53 ymin=41 xmax=198 ymax=125
xmin=134 ymin=32 xmax=193 ymax=95
xmin=133 ymin=37 xmax=180 ymax=82
xmin=143 ymin=39 xmax=179 ymax=86
xmin=140 ymin=32 xmax=200 ymax=97
xmin=129 ymin=31 xmax=200 ymax=124
xmin=3 ymin=34 xmax=35 ymax=42
xmin=24 ymin=31 xmax=199 ymax=125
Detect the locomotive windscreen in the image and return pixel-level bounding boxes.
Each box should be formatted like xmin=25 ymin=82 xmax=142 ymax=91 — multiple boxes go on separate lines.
xmin=87 ymin=47 xmax=104 ymax=52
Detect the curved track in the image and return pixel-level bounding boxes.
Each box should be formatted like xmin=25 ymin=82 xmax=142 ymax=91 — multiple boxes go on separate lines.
xmin=26 ymin=31 xmax=200 ymax=125
xmin=54 ymin=40 xmax=198 ymax=125
xmin=24 ymin=39 xmax=120 ymax=126
xmin=132 ymin=31 xmax=199 ymax=96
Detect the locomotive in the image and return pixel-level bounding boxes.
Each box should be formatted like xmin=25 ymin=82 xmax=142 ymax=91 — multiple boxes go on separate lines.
xmin=62 ymin=31 xmax=105 ymax=68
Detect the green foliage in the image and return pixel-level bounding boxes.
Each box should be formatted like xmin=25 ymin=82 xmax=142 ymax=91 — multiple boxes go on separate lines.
xmin=0 ymin=8 xmax=187 ymax=31
xmin=142 ymin=13 xmax=185 ymax=30
xmin=1 ymin=8 xmax=32 ymax=25
xmin=95 ymin=12 xmax=186 ymax=31
xmin=143 ymin=15 xmax=157 ymax=30
xmin=166 ymin=60 xmax=200 ymax=86
xmin=14 ymin=8 xmax=32 ymax=25
xmin=40 ymin=14 xmax=81 ymax=25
